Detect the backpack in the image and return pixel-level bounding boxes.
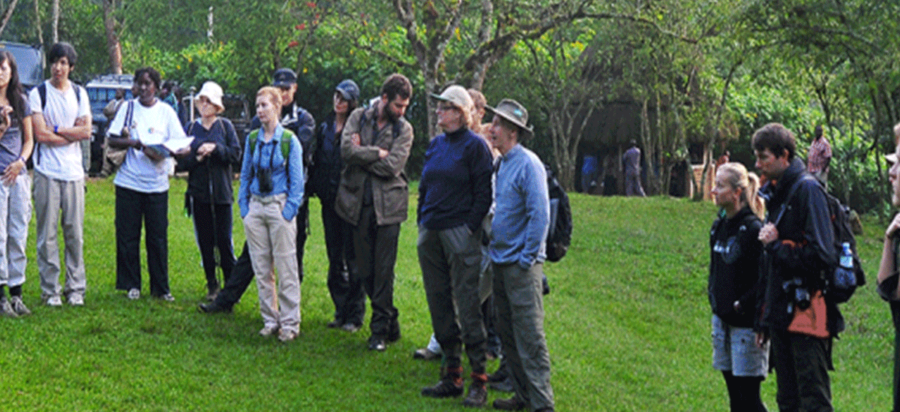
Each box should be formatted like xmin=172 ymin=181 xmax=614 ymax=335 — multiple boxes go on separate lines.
xmin=777 ymin=175 xmax=865 ymax=304
xmin=37 ymin=82 xmax=82 ymax=110
xmin=247 ymin=129 xmax=294 ymax=183
xmin=545 ymin=164 xmax=572 ymax=262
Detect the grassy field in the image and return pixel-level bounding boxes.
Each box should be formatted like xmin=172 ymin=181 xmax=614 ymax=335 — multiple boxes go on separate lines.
xmin=0 ymin=177 xmax=894 ymax=411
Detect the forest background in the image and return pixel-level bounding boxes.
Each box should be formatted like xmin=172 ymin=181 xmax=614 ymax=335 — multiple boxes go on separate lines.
xmin=1 ymin=0 xmax=899 ymax=215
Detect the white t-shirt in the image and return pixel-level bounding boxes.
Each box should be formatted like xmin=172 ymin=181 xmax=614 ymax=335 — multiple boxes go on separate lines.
xmin=28 ymin=80 xmax=91 ymax=181
xmin=109 ymin=99 xmax=186 ymax=193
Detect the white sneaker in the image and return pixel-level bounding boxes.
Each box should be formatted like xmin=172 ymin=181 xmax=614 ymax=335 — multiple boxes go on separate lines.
xmin=45 ymin=295 xmax=62 ymax=307
xmin=9 ymin=296 xmax=30 ymax=316
xmin=127 ymin=288 xmax=140 ymax=300
xmin=0 ymin=297 xmax=17 ymax=318
xmin=158 ymin=293 xmax=175 ymax=302
xmin=68 ymin=294 xmax=84 ymax=306
xmin=259 ymin=326 xmax=278 ymax=337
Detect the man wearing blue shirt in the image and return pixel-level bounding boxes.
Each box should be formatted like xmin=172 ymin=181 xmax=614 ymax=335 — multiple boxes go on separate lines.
xmin=485 ymin=99 xmax=554 ymax=412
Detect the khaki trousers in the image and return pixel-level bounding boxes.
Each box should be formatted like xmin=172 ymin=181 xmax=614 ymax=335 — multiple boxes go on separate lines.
xmin=244 ymin=195 xmax=300 ymax=334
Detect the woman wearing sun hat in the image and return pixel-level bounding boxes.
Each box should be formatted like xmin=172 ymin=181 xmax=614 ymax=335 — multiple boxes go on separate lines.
xmin=177 ymin=81 xmax=241 ymax=301
xmin=417 ymin=84 xmax=494 ymax=407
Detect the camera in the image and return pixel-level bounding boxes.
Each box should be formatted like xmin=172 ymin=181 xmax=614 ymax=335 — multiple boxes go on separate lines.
xmin=782 ymin=277 xmax=810 ymax=310
xmin=257 ymin=167 xmax=273 ymax=193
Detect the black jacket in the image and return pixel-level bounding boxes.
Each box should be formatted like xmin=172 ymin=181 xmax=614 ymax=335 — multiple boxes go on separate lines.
xmin=178 ymin=118 xmax=242 ymax=205
xmin=708 ymin=207 xmax=764 ymax=328
xmin=757 ymin=158 xmax=837 ymax=332
xmin=307 ymin=112 xmax=343 ymax=204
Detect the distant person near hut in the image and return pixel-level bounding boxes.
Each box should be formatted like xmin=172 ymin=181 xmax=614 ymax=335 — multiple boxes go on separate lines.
xmin=623 ymin=140 xmax=645 ymax=196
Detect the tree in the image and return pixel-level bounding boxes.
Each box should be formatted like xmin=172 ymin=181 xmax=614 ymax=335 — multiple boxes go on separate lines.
xmin=101 ymin=0 xmax=122 ymax=74
xmin=0 ymin=0 xmax=20 ymax=37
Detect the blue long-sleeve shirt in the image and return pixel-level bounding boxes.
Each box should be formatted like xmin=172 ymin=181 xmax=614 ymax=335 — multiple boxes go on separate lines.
xmin=490 ymin=144 xmax=549 ymax=269
xmin=418 ymin=128 xmax=493 ymax=232
xmin=238 ymin=124 xmax=304 ymax=220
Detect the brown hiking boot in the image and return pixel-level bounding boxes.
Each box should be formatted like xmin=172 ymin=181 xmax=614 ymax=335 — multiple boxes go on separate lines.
xmin=462 ymin=382 xmax=487 ymax=407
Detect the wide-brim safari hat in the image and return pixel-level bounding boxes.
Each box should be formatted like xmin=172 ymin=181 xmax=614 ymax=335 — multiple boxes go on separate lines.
xmin=195 ymin=81 xmax=225 ymax=114
xmin=485 ymin=98 xmax=533 ymax=139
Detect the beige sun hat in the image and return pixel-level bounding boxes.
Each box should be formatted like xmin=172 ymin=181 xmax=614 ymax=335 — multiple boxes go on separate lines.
xmin=485 ymin=98 xmax=533 ymax=139
xmin=430 ymin=85 xmax=474 ymax=114
xmin=195 ymin=81 xmax=225 ymax=113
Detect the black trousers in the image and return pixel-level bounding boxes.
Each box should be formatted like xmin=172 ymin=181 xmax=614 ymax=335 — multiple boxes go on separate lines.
xmin=115 ymin=186 xmax=169 ymax=297
xmin=191 ymin=199 xmax=236 ymax=290
xmin=771 ymin=329 xmax=833 ymax=412
xmin=214 ymin=199 xmax=308 ymax=309
xmin=321 ymin=197 xmax=365 ymax=326
xmin=352 ymin=204 xmax=400 ymax=339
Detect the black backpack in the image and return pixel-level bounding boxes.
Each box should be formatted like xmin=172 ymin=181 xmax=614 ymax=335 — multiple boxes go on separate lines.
xmin=778 ymin=175 xmax=865 ymax=304
xmin=545 ymin=165 xmax=572 ymax=262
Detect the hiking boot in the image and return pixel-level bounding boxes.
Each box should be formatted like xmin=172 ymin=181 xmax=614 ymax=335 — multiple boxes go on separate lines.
xmin=9 ymin=296 xmax=30 ymax=316
xmin=463 ymin=382 xmax=488 ymax=407
xmin=413 ymin=348 xmax=441 ymax=360
xmin=421 ymin=378 xmax=464 ymax=398
xmin=492 ymin=396 xmax=526 ymax=411
xmin=0 ymin=297 xmax=17 ymax=318
xmin=198 ymin=301 xmax=232 ymax=314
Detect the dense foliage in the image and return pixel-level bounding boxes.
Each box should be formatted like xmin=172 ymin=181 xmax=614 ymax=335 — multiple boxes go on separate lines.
xmin=3 ymin=0 xmax=900 ymax=211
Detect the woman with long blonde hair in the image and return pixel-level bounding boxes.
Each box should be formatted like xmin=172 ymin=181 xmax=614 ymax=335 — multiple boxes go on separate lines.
xmin=708 ymin=162 xmax=768 ymax=411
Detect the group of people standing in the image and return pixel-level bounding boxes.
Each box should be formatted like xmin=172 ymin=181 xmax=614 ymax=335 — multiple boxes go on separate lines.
xmin=708 ymin=122 xmax=867 ymax=412
xmin=0 ymin=39 xmax=556 ymax=411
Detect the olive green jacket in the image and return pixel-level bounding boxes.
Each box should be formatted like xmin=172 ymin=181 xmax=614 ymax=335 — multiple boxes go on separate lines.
xmin=335 ymin=105 xmax=413 ymax=226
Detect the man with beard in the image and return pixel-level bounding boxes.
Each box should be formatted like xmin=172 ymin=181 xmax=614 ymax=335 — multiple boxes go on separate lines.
xmin=334 ymin=73 xmax=413 ymax=351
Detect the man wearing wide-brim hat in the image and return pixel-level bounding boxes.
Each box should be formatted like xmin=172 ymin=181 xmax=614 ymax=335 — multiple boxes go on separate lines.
xmin=485 ymin=99 xmax=555 ymax=412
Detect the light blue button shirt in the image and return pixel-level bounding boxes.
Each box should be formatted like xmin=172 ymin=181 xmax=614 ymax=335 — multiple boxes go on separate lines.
xmin=238 ymin=124 xmax=304 ymax=220
xmin=489 ymin=144 xmax=549 ymax=269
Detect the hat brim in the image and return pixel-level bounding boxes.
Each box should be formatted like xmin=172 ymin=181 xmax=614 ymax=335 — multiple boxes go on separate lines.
xmin=887 ymin=153 xmax=898 ymax=164
xmin=485 ymin=105 xmax=533 ymax=139
xmin=273 ymin=80 xmax=296 ymax=88
xmin=336 ymin=88 xmax=353 ymax=101
xmin=430 ymin=93 xmax=451 ymax=102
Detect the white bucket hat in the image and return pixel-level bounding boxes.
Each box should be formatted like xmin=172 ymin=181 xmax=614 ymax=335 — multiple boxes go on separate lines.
xmin=195 ymin=81 xmax=225 ymax=114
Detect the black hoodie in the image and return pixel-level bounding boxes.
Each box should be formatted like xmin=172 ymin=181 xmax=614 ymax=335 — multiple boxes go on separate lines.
xmin=708 ymin=206 xmax=764 ymax=328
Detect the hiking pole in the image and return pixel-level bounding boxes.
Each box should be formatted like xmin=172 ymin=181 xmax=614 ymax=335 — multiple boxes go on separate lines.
xmin=207 ymin=160 xmax=221 ymax=294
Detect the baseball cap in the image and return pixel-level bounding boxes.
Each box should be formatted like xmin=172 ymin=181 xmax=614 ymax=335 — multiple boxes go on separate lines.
xmin=336 ymin=79 xmax=360 ymax=102
xmin=272 ymin=68 xmax=297 ymax=87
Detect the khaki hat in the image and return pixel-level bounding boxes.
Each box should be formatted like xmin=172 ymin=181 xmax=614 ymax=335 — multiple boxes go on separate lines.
xmin=485 ymin=99 xmax=533 ymax=139
xmin=887 ymin=150 xmax=899 ymax=164
xmin=195 ymin=81 xmax=225 ymax=113
xmin=430 ymin=85 xmax=474 ymax=114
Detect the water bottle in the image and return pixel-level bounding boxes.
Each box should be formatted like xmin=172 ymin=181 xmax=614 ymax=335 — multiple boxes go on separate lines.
xmin=840 ymin=242 xmax=853 ymax=269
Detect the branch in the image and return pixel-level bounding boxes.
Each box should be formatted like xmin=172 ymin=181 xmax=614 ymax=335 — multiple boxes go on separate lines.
xmin=0 ymin=0 xmax=19 ymax=37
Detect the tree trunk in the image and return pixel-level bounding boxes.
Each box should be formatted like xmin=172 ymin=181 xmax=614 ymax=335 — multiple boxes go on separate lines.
xmin=0 ymin=0 xmax=19 ymax=38
xmin=51 ymin=0 xmax=58 ymax=44
xmin=33 ymin=0 xmax=43 ymax=49
xmin=102 ymin=0 xmax=122 ymax=74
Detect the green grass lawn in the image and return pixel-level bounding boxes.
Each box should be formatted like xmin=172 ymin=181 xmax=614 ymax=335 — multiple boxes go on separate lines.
xmin=0 ymin=178 xmax=894 ymax=411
